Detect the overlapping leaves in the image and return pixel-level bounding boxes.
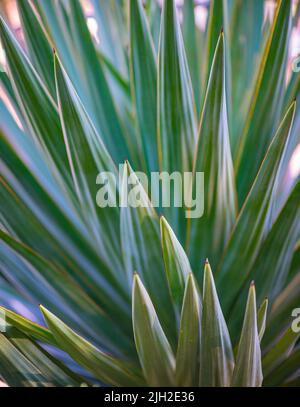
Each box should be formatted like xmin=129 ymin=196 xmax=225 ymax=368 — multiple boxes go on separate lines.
xmin=0 ymin=0 xmax=299 ymax=387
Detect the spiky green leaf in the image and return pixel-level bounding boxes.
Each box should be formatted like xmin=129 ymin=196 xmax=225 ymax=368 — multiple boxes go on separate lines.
xmin=199 ymin=261 xmax=234 ymax=387
xmin=176 ymin=274 xmax=201 ymax=386
xmin=132 ymin=275 xmax=175 ymax=386
xmin=231 ymin=284 xmax=263 ymax=387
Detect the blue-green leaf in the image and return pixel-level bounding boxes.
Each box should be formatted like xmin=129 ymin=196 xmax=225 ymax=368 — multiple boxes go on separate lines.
xmin=132 ymin=275 xmax=175 ymax=386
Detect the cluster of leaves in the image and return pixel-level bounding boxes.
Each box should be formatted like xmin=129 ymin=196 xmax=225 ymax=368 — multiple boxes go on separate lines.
xmin=0 ymin=0 xmax=299 ymax=387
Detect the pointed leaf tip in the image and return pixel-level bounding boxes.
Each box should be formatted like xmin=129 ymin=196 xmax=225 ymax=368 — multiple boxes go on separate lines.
xmin=232 ymin=284 xmax=262 ymax=387
xmin=161 ymin=216 xmax=191 ymax=309
xmin=200 ymin=262 xmax=234 ymax=386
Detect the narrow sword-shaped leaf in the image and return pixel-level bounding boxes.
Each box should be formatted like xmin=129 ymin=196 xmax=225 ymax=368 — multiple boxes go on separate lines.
xmin=217 ymin=102 xmax=296 ymax=316
xmin=120 ymin=161 xmax=176 ymax=342
xmin=158 ymin=0 xmax=197 ymax=175
xmin=132 ymin=275 xmax=175 ymax=386
xmin=0 ymin=327 xmax=82 ymax=387
xmin=0 ymin=17 xmax=71 ymax=188
xmin=229 ymin=181 xmax=300 ymax=335
xmin=0 ymin=135 xmax=133 ymax=347
xmin=54 ymin=53 xmax=125 ymax=281
xmin=0 ymin=248 xmax=133 ymax=359
xmin=205 ymin=0 xmax=224 ymax=84
xmin=182 ymin=0 xmax=201 ymax=115
xmin=0 ymin=307 xmax=55 ymax=346
xmin=268 ymin=116 xmax=300 ymax=223
xmin=199 ymin=261 xmax=234 ymax=387
xmin=0 ymin=328 xmax=83 ymax=387
xmin=157 ymin=0 xmax=197 ymax=237
xmin=6 ymin=327 xmax=85 ymax=386
xmin=129 ymin=0 xmax=158 ymax=175
xmin=236 ymin=0 xmax=292 ymax=203
xmin=41 ymin=306 xmax=144 ymax=387
xmin=0 ymin=229 xmax=132 ymax=354
xmin=176 ymin=273 xmax=201 ymax=386
xmin=17 ymin=0 xmax=56 ymax=98
xmin=160 ymin=216 xmax=191 ymax=310
xmin=229 ymin=0 xmax=265 ymax=153
xmin=231 ymin=284 xmax=263 ymax=387
xmin=34 ymin=0 xmax=131 ymax=165
xmin=252 ymin=180 xmax=300 ymax=302
xmin=190 ymin=33 xmax=237 ymax=270
xmin=67 ymin=0 xmax=131 ymax=164
xmin=0 ymin=333 xmax=45 ymax=387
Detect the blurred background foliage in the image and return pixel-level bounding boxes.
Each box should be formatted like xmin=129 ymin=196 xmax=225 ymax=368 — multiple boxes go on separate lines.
xmin=0 ymin=0 xmax=300 ymax=387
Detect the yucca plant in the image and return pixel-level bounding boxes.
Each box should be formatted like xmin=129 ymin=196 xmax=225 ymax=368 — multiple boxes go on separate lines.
xmin=0 ymin=0 xmax=299 ymax=387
